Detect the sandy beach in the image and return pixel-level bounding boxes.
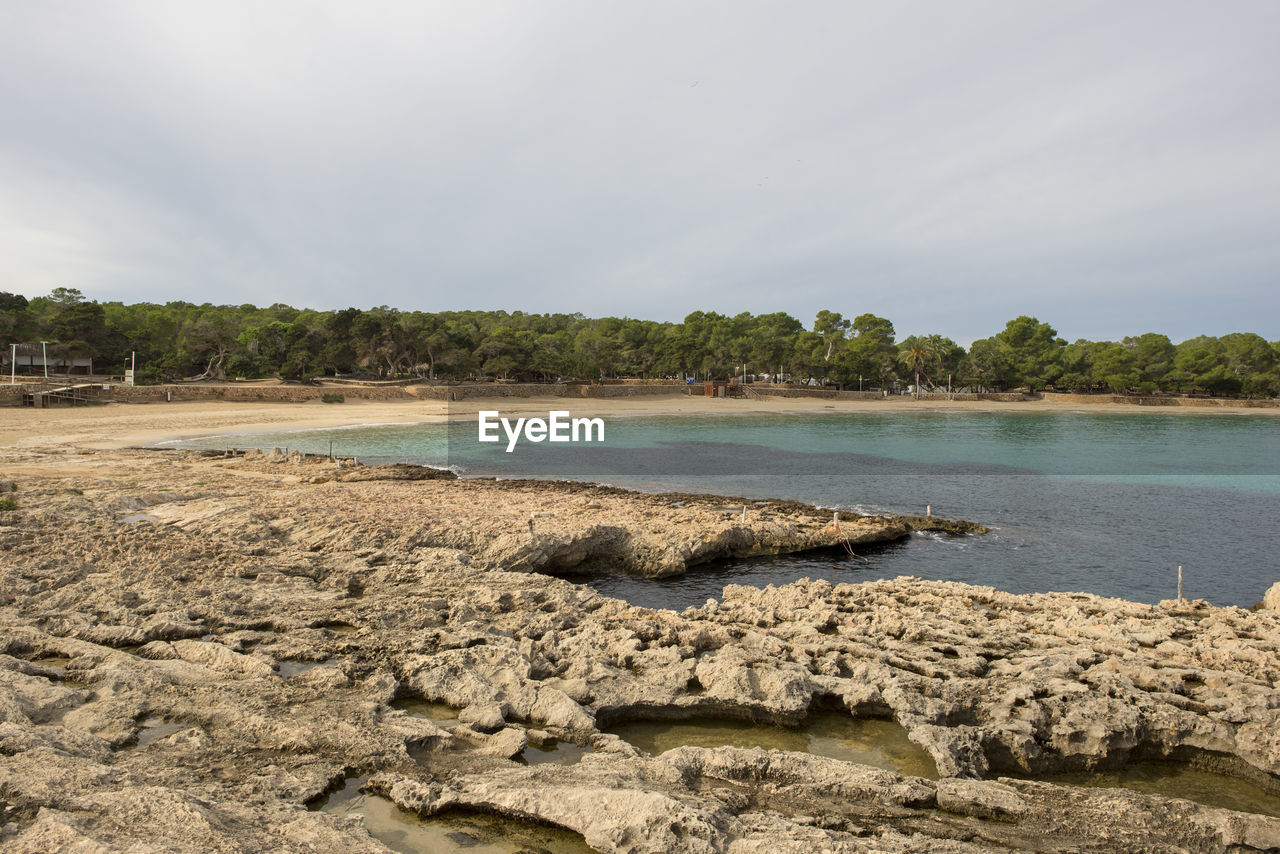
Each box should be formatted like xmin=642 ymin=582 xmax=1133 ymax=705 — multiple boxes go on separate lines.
xmin=3 ymin=391 xmax=1276 ymax=450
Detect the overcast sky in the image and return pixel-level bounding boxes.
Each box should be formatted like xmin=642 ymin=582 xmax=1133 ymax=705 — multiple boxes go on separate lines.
xmin=2 ymin=1 xmax=1277 ymax=344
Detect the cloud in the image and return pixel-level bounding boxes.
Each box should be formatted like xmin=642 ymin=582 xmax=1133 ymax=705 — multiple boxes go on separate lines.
xmin=2 ymin=0 xmax=1277 ymax=343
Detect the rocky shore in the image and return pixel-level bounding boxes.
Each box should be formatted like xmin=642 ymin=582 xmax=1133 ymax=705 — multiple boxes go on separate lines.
xmin=2 ymin=448 xmax=1279 ymax=852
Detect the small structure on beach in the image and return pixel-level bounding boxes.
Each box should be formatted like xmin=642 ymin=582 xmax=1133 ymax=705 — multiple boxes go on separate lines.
xmin=21 ymin=383 xmax=111 ymax=407
xmin=4 ymin=342 xmax=94 ymax=378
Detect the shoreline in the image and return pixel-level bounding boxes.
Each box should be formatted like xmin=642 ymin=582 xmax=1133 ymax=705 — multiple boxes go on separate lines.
xmin=2 ymin=446 xmax=1279 ymax=851
xmin=2 ymin=391 xmax=1277 ymax=451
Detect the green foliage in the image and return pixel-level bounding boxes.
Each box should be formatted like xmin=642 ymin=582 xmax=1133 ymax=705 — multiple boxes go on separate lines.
xmin=0 ymin=498 xmax=16 ymax=512
xmin=4 ymin=288 xmax=1277 ymax=398
xmin=896 ymin=335 xmax=964 ymax=389
xmin=812 ymin=310 xmax=850 ymax=363
xmin=992 ymin=316 xmax=1064 ymax=392
xmin=834 ymin=314 xmax=897 ymax=384
xmin=321 ymin=393 xmax=345 ymax=404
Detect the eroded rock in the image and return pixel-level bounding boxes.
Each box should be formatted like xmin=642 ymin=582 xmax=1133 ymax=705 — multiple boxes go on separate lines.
xmin=2 ymin=448 xmax=1279 ymax=853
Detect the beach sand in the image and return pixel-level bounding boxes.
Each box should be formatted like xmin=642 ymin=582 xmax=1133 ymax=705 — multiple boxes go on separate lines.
xmin=1 ymin=392 xmax=1275 ymax=450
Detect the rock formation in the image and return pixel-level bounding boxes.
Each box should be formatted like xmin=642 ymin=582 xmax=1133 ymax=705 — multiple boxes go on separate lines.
xmin=1263 ymin=582 xmax=1280 ymax=612
xmin=1 ymin=448 xmax=1278 ymax=852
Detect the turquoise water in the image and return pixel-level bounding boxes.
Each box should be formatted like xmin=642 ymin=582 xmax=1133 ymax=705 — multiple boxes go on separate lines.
xmin=167 ymin=412 xmax=1280 ymax=610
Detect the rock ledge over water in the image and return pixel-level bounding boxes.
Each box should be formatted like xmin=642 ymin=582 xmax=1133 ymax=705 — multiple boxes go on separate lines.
xmin=1 ymin=448 xmax=1278 ymax=852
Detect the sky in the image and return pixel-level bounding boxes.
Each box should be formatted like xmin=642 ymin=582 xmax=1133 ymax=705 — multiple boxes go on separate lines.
xmin=1 ymin=1 xmax=1278 ymax=345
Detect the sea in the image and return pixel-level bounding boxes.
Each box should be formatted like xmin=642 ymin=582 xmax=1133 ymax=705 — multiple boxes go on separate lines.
xmin=164 ymin=410 xmax=1280 ymax=612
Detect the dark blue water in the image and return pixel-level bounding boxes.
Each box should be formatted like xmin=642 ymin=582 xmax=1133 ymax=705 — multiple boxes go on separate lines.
xmin=166 ymin=412 xmax=1280 ymax=610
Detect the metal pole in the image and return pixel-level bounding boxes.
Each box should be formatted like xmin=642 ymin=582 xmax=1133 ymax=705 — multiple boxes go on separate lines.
xmin=9 ymin=344 xmax=14 ymax=384
xmin=41 ymin=341 xmax=48 ymax=378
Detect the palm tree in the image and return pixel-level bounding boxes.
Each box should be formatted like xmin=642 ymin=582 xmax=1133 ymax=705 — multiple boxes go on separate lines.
xmin=901 ymin=346 xmax=928 ymax=399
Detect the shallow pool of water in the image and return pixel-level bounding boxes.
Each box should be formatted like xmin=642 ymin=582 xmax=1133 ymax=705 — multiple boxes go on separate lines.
xmin=313 ymin=776 xmax=595 ymax=854
xmin=130 ymin=717 xmax=186 ymax=748
xmin=278 ymin=658 xmax=339 ymax=679
xmin=1042 ymin=763 xmax=1280 ymax=817
xmin=391 ymin=697 xmax=460 ymax=723
xmin=609 ymin=712 xmax=938 ymax=779
xmin=519 ymin=739 xmax=591 ymax=766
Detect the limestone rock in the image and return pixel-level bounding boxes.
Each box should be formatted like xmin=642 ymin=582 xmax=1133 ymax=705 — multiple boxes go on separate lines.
xmin=935 ymin=778 xmax=1028 ymax=821
xmin=1262 ymin=581 xmax=1280 ymax=611
xmin=458 ymin=703 xmax=505 ymax=733
xmin=5 ymin=447 xmax=1280 ymax=853
xmin=170 ymin=640 xmax=276 ymax=679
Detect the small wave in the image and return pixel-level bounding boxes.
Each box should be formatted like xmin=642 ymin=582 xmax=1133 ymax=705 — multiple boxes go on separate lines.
xmin=821 ymin=502 xmax=893 ymax=517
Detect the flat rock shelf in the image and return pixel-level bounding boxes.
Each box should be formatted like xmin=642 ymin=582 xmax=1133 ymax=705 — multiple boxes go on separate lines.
xmin=1 ymin=448 xmax=1279 ymax=852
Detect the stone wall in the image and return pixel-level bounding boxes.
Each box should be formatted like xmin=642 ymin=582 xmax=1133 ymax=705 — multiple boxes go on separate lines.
xmin=10 ymin=381 xmax=1264 ymax=409
xmin=748 ymin=388 xmax=1031 ymax=402
xmin=417 ymin=383 xmax=693 ymax=400
xmin=105 ymin=385 xmax=416 ymax=403
xmin=1039 ymin=392 xmax=1278 ymax=409
xmin=750 ymin=387 xmax=837 ymax=399
xmin=911 ymin=392 xmax=1028 ymax=402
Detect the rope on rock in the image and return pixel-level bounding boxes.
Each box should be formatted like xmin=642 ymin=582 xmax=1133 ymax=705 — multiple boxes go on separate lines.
xmin=826 ymin=510 xmax=869 ymax=562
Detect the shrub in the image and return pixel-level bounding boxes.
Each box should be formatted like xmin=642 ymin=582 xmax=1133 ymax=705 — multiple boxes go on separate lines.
xmin=321 ymin=393 xmax=345 ymax=404
xmin=0 ymin=498 xmax=17 ymax=512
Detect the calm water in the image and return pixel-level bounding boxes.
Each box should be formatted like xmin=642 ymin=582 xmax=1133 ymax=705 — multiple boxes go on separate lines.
xmin=1039 ymin=765 xmax=1280 ymax=818
xmin=313 ymin=777 xmax=594 ymax=854
xmin=167 ymin=411 xmax=1280 ymax=610
xmin=610 ymin=713 xmax=938 ymax=779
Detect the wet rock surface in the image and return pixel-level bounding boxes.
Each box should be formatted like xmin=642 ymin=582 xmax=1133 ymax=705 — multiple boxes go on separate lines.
xmin=1 ymin=448 xmax=1278 ymax=852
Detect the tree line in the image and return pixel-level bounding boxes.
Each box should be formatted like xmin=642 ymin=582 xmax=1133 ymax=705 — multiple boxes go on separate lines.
xmin=2 ymin=288 xmax=1277 ymax=397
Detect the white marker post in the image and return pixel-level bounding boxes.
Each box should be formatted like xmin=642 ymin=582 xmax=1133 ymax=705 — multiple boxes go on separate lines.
xmin=1178 ymin=565 xmax=1183 ymax=601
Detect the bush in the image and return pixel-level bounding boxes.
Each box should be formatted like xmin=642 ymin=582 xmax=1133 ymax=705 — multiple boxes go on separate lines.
xmin=0 ymin=498 xmax=17 ymax=512
xmin=224 ymin=353 xmax=263 ymax=379
xmin=321 ymin=393 xmax=345 ymax=404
